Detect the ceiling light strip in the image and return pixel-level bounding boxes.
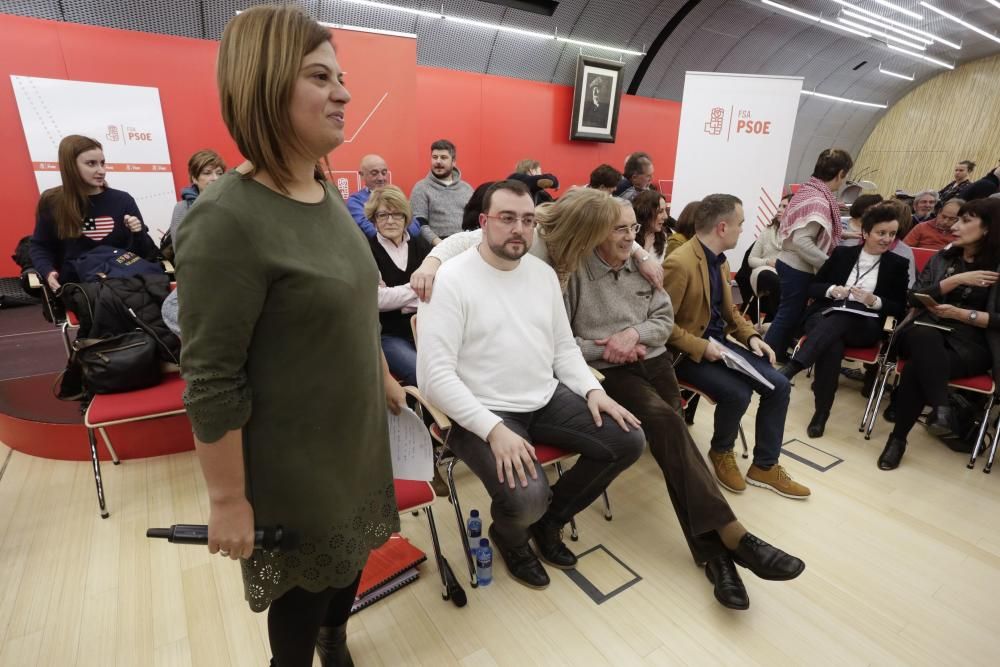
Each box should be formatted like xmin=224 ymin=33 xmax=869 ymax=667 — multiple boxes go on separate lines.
xmin=878 ymin=65 xmax=915 ymax=80
xmin=987 ymin=1 xmax=1000 ymax=10
xmin=919 ymin=2 xmax=1000 ymax=45
xmin=801 ymin=90 xmax=888 ymax=109
xmin=832 ymin=0 xmax=962 ymax=49
xmin=761 ymin=1 xmax=872 ymax=36
xmin=338 ymin=0 xmax=645 ymax=55
xmin=887 ymin=43 xmax=955 ymax=68
xmin=868 ymin=0 xmax=923 ymax=21
xmin=842 ymin=9 xmax=933 ymax=44
xmin=837 ymin=16 xmax=925 ymax=49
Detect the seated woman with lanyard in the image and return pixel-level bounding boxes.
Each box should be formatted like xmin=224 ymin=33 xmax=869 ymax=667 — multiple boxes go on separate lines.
xmin=878 ymin=198 xmax=1000 ymax=470
xmin=778 ymin=203 xmax=909 ymax=437
xmin=367 ymin=185 xmax=432 ymax=386
xmin=30 ymin=134 xmax=157 ymax=291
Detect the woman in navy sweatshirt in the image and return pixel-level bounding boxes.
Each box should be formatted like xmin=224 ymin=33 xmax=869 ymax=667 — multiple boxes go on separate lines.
xmin=30 ymin=134 xmax=156 ymax=290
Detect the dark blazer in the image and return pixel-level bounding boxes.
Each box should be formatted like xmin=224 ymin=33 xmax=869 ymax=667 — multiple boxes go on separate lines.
xmin=805 ymin=244 xmax=909 ymax=326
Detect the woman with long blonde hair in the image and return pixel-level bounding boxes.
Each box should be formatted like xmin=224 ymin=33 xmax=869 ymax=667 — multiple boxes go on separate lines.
xmin=175 ymin=6 xmax=401 ymax=665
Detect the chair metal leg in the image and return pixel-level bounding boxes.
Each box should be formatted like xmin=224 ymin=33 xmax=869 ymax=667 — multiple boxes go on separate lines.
xmin=554 ymin=462 xmax=579 ymax=541
xmin=970 ymin=397 xmax=999 ymax=469
xmin=860 ymin=362 xmax=888 ymax=433
xmin=60 ymin=321 xmax=73 ymax=359
xmin=423 ymin=507 xmax=449 ymax=597
xmin=738 ymin=425 xmax=749 ymax=459
xmin=865 ymin=365 xmax=894 ymax=440
xmin=602 ymin=491 xmax=612 ymax=521
xmin=446 ymin=458 xmax=477 ymax=587
xmin=985 ymin=419 xmax=1000 ymax=474
xmin=98 ymin=427 xmax=120 ymax=465
xmin=87 ymin=428 xmax=109 ymax=519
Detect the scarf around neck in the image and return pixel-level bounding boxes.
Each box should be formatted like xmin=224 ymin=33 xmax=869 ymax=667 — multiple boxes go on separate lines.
xmin=779 ymin=176 xmax=842 ymax=255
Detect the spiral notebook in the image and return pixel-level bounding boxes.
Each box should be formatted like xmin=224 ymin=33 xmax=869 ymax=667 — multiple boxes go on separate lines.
xmin=351 ymin=534 xmax=426 ymax=613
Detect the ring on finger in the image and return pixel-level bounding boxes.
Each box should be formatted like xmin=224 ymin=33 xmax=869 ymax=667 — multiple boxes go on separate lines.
xmin=220 ymin=549 xmax=230 ymax=557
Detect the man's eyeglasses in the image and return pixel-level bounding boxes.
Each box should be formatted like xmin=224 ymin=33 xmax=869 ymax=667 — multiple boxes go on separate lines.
xmin=941 ymin=215 xmax=960 ymax=224
xmin=375 ymin=212 xmax=406 ymax=222
xmin=486 ymin=214 xmax=537 ymax=228
xmin=612 ymin=223 xmax=641 ymax=236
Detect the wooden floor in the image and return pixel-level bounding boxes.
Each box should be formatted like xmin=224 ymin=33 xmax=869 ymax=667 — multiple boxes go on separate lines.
xmin=1 ymin=370 xmax=999 ymax=666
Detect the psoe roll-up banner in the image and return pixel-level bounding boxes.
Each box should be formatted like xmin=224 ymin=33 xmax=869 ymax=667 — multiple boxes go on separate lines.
xmin=11 ymin=75 xmax=176 ymax=242
xmin=671 ymin=72 xmax=803 ymax=269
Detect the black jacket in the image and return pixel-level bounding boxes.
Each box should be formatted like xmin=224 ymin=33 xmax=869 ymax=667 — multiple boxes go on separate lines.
xmin=805 ymin=245 xmax=909 ymax=326
xmin=904 ymin=249 xmax=1000 ymax=376
xmin=62 ymin=273 xmax=180 ymax=361
xmin=958 ymin=172 xmax=1000 ymax=201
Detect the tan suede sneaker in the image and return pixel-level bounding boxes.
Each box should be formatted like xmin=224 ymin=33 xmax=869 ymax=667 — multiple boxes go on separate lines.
xmin=708 ymin=450 xmax=746 ymax=492
xmin=746 ymin=464 xmax=811 ymax=499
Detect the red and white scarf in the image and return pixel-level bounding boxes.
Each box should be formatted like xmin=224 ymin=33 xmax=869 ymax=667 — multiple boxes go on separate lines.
xmin=778 ymin=176 xmax=842 ymax=255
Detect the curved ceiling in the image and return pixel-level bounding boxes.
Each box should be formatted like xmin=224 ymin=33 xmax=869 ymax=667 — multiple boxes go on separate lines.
xmin=6 ymin=0 xmax=997 ymax=182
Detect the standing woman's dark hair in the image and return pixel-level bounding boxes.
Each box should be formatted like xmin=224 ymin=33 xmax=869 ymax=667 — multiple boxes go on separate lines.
xmin=40 ymin=134 xmax=104 ymax=239
xmin=633 ymin=189 xmax=669 ymax=259
xmin=462 ymin=181 xmax=495 ymax=231
xmin=176 ymin=6 xmax=399 ymax=666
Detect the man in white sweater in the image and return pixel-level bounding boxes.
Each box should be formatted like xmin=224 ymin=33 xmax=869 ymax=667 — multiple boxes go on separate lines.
xmin=417 ymin=180 xmax=646 ymax=590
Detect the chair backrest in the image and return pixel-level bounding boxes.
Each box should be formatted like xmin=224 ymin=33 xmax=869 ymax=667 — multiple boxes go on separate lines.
xmin=912 ymin=247 xmax=936 ymax=274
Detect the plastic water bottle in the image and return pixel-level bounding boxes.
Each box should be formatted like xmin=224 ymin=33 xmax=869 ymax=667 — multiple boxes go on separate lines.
xmin=466 ymin=509 xmax=482 ymax=554
xmin=476 ymin=537 xmax=493 ymax=586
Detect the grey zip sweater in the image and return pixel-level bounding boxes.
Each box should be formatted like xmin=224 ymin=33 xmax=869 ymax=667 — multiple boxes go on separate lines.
xmin=409 ymin=166 xmax=473 ymax=244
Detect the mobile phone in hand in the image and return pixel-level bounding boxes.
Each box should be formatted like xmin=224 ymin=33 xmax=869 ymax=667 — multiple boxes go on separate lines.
xmin=913 ymin=293 xmax=939 ymax=309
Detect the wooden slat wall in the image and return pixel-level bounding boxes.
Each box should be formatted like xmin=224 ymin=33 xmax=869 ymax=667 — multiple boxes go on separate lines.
xmin=853 ymin=53 xmax=1000 ymax=195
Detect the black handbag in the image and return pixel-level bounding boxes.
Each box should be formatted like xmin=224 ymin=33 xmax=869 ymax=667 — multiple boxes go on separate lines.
xmin=73 ymin=331 xmax=162 ymax=394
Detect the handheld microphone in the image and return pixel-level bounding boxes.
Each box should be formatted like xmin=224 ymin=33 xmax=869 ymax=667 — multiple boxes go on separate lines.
xmin=146 ymin=524 xmax=283 ymax=551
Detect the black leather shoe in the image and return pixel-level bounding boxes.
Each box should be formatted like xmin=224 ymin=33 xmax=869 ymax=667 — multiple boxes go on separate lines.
xmin=926 ymin=406 xmax=954 ymax=438
xmin=704 ymin=555 xmax=749 ymax=610
xmin=778 ymin=361 xmax=804 ymax=380
xmin=731 ymin=533 xmax=805 ymax=581
xmin=489 ymin=525 xmax=549 ymax=589
xmin=316 ymin=623 xmax=354 ymax=667
xmin=807 ymin=411 xmax=829 ymax=438
xmin=883 ymin=397 xmax=896 ymax=422
xmin=529 ymin=516 xmax=577 ymax=569
xmin=878 ymin=435 xmax=907 ymax=470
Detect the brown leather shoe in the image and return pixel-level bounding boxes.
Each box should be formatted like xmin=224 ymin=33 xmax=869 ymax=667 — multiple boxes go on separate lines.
xmin=708 ymin=450 xmax=746 ymax=492
xmin=746 ymin=464 xmax=810 ymax=499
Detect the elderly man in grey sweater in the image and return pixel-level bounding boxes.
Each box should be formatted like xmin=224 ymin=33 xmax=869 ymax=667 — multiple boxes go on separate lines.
xmin=564 ymin=199 xmax=805 ymax=611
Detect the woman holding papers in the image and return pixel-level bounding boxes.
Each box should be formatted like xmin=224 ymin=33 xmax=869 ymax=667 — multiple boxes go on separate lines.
xmin=876 ymin=198 xmax=1000 ymax=470
xmin=778 ymin=203 xmax=909 ymax=438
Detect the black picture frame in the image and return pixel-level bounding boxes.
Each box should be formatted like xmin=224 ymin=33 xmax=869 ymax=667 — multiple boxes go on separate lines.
xmin=570 ymin=55 xmax=624 ymax=143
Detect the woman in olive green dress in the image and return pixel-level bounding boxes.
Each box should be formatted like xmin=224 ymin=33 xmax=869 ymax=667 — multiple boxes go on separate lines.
xmin=175 ymin=6 xmax=403 ymax=666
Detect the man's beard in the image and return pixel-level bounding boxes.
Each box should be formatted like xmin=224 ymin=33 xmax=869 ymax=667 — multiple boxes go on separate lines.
xmin=490 ymin=238 xmax=528 ymax=261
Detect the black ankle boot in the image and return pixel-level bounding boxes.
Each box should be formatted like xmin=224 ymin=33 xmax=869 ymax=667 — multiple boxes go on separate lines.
xmin=316 ymin=623 xmax=354 ymax=667
xmin=778 ymin=360 xmax=804 ymax=380
xmin=807 ymin=410 xmax=829 ymax=438
xmin=878 ymin=435 xmax=907 ymax=471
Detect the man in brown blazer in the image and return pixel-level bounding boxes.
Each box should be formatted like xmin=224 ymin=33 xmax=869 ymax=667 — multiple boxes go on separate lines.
xmin=664 ymin=194 xmax=810 ymax=499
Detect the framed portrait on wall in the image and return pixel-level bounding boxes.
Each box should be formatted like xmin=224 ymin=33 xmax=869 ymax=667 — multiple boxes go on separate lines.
xmin=570 ymin=55 xmax=624 ymax=142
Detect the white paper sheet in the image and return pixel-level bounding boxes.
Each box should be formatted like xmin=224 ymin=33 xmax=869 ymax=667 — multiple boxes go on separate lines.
xmin=387 ymin=406 xmax=434 ymax=481
xmin=710 ymin=337 xmax=775 ymax=390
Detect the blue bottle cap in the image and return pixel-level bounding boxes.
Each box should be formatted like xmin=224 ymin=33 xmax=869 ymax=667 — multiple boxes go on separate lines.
xmin=479 ymin=538 xmax=489 ymax=547
xmin=470 ymin=509 xmax=479 ymax=517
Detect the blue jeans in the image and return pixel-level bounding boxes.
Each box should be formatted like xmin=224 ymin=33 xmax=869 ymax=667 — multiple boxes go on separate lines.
xmin=763 ymin=260 xmax=814 ymax=361
xmin=674 ymin=340 xmax=791 ymax=467
xmin=381 ymin=335 xmax=417 ymax=386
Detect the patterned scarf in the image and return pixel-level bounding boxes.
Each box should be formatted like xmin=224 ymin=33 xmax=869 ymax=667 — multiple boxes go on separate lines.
xmin=778 ymin=176 xmax=842 ymax=255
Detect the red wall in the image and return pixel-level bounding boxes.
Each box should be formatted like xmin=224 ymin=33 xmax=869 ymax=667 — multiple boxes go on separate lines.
xmin=0 ymin=14 xmax=680 ymax=276
xmin=414 ymin=66 xmax=680 ymax=195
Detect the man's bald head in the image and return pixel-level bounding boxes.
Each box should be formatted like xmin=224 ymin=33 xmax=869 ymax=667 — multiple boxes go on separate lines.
xmin=359 ymin=154 xmax=389 ymax=190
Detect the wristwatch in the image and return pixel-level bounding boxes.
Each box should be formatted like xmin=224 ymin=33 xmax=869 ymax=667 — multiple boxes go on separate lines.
xmin=968 ymin=310 xmax=978 ymax=322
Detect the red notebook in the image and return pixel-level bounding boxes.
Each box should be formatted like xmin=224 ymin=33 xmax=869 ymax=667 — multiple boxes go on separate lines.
xmin=354 ymin=534 xmax=426 ymax=605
